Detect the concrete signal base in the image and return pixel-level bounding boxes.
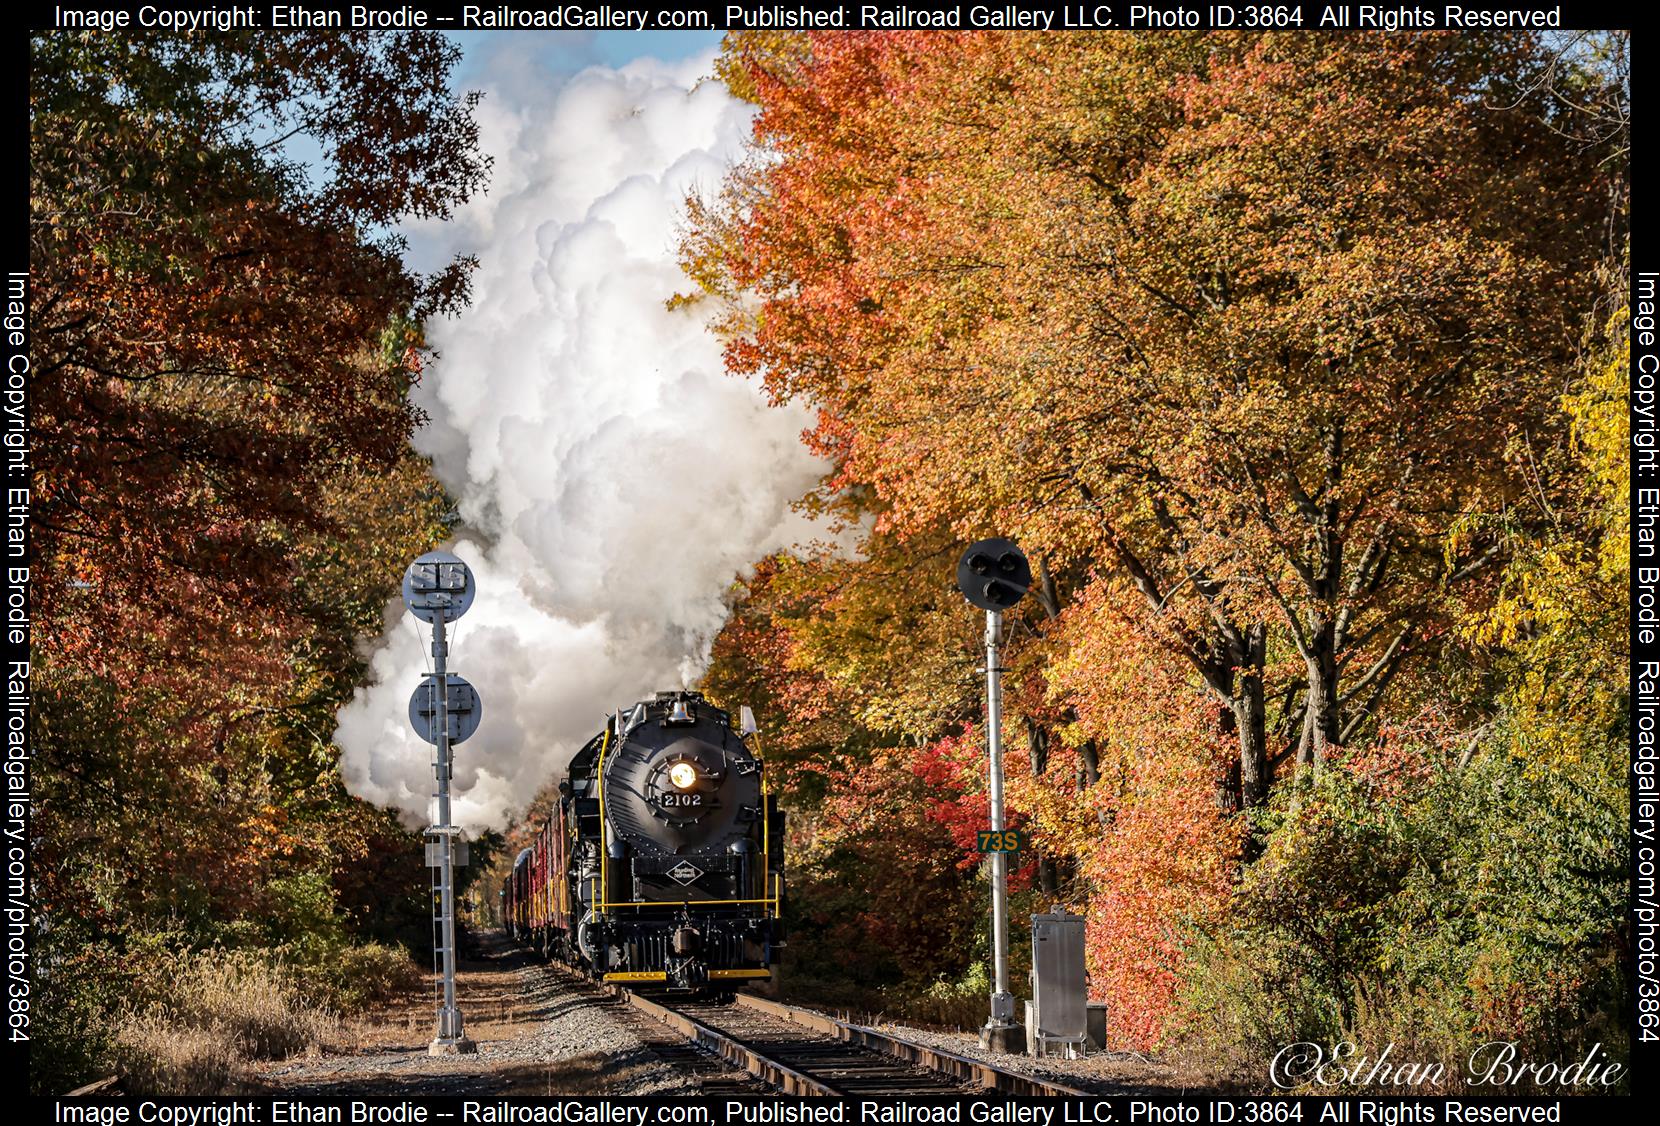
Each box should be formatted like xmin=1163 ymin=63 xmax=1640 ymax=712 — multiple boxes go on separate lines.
xmin=429 ymin=1037 xmax=478 ymax=1056
xmin=979 ymin=1021 xmax=1026 ymax=1054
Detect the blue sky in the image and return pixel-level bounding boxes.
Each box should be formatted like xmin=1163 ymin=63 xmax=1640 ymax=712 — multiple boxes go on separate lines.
xmin=269 ymin=32 xmax=725 ymax=232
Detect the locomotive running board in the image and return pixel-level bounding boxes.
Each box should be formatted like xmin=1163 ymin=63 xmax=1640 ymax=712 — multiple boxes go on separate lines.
xmin=615 ymin=988 xmax=841 ymax=1097
xmin=731 ymin=993 xmax=1090 ymax=1097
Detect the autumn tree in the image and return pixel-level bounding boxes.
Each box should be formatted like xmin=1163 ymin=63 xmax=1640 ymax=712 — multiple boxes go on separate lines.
xmin=31 ymin=32 xmax=485 ymax=660
xmin=693 ymin=30 xmax=1620 ymax=1047
xmin=695 ymin=31 xmax=1608 ymax=811
xmin=29 ymin=31 xmax=486 ymax=1092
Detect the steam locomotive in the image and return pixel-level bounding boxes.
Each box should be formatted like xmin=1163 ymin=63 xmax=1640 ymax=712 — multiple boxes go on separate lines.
xmin=502 ymin=690 xmax=785 ymax=991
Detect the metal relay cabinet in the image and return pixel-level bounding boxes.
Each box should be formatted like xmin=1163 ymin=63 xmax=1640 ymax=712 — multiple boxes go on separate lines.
xmin=1028 ymin=907 xmax=1088 ymax=1058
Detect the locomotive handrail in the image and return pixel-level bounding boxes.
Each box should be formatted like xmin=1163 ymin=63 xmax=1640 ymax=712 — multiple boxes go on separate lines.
xmin=756 ymin=730 xmax=771 ymax=917
xmin=595 ymin=719 xmax=614 ymax=913
xmin=583 ymin=895 xmax=779 ymax=909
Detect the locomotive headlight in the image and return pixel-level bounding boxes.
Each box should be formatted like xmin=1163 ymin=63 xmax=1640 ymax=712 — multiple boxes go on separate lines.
xmin=668 ymin=762 xmax=698 ymax=791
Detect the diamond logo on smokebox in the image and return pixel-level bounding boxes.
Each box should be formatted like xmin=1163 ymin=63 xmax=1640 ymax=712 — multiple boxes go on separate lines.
xmin=667 ymin=862 xmax=703 ymax=885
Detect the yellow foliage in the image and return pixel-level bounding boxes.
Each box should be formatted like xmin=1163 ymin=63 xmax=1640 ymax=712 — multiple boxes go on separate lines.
xmin=1463 ymin=302 xmax=1629 ymax=769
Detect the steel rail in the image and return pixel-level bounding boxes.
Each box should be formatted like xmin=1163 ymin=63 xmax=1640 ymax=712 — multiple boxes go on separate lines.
xmin=616 ymin=988 xmax=843 ymax=1097
xmin=732 ymin=993 xmax=1091 ymax=1098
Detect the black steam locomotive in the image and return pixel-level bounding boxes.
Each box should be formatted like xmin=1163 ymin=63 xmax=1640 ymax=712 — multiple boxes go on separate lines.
xmin=502 ymin=690 xmax=785 ymax=991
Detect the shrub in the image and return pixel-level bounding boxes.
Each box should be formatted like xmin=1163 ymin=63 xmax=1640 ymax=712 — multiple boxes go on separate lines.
xmin=1167 ymin=931 xmax=1345 ymax=1084
xmin=1167 ymin=740 xmax=1628 ymax=1093
xmin=295 ymin=941 xmax=424 ymax=1012
xmin=169 ymin=949 xmax=338 ymax=1060
xmin=32 ymin=955 xmax=125 ymax=1095
xmin=898 ymin=961 xmax=993 ymax=1029
xmin=111 ymin=1012 xmax=239 ymax=1096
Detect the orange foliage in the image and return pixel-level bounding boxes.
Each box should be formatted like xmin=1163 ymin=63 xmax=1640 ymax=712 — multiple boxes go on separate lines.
xmin=694 ymin=29 xmax=1607 ymax=1047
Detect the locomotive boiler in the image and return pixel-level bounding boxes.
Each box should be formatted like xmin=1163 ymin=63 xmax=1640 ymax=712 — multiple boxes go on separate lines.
xmin=502 ymin=690 xmax=784 ymax=991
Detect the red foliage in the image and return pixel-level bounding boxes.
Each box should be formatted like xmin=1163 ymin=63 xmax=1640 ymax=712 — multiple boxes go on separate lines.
xmin=909 ymin=728 xmax=1038 ymax=889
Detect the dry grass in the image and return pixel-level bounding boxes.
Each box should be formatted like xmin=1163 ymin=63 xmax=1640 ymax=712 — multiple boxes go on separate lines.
xmin=115 ymin=950 xmax=340 ymax=1095
xmin=112 ymin=1012 xmax=240 ymax=1096
xmin=173 ymin=951 xmax=339 ymax=1059
xmin=335 ymin=953 xmax=528 ymax=1053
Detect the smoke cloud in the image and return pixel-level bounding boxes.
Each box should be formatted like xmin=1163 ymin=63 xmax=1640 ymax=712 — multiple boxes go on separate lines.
xmin=333 ymin=49 xmax=824 ymax=833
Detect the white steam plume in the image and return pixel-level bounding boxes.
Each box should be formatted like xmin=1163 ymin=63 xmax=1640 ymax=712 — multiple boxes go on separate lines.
xmin=333 ymin=51 xmax=823 ymax=833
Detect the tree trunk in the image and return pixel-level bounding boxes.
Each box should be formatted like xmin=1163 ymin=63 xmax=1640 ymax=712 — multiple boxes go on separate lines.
xmin=1298 ymin=619 xmax=1341 ymax=774
xmin=1235 ymin=687 xmax=1268 ymax=797
xmin=1215 ymin=702 xmax=1243 ymax=814
xmin=1198 ymin=624 xmax=1269 ymax=815
xmin=1078 ymin=740 xmax=1101 ymax=786
xmin=1039 ymin=854 xmax=1060 ymax=894
xmin=1025 ymin=717 xmax=1049 ymax=776
xmin=1025 ymin=717 xmax=1062 ymax=893
xmin=1216 ymin=750 xmax=1242 ymax=815
xmin=1234 ymin=622 xmax=1270 ymax=809
xmin=1077 ymin=739 xmax=1109 ymax=830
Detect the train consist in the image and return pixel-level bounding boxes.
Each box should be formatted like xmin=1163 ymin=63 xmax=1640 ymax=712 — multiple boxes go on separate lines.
xmin=502 ymin=690 xmax=785 ymax=991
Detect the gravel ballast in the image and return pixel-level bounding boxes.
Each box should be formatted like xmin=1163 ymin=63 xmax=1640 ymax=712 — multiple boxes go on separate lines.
xmin=251 ymin=935 xmax=703 ymax=1097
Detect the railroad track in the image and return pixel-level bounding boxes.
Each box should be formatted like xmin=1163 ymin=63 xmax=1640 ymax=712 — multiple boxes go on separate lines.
xmin=535 ymin=959 xmax=770 ymax=1095
xmin=618 ymin=988 xmax=1090 ymax=1098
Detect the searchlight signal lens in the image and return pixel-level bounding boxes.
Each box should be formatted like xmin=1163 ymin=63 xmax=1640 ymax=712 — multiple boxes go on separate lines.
xmin=956 ymin=538 xmax=1032 ymax=613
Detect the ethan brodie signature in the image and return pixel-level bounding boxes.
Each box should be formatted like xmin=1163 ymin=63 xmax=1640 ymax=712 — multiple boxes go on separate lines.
xmin=1269 ymin=1041 xmax=1625 ymax=1090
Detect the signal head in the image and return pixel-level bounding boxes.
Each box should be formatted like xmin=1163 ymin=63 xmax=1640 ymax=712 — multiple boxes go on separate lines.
xmin=956 ymin=538 xmax=1031 ymax=612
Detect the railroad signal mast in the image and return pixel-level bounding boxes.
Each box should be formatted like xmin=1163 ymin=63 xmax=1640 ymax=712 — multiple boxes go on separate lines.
xmin=403 ymin=551 xmax=482 ymax=1056
xmin=956 ymin=538 xmax=1032 ymax=1054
